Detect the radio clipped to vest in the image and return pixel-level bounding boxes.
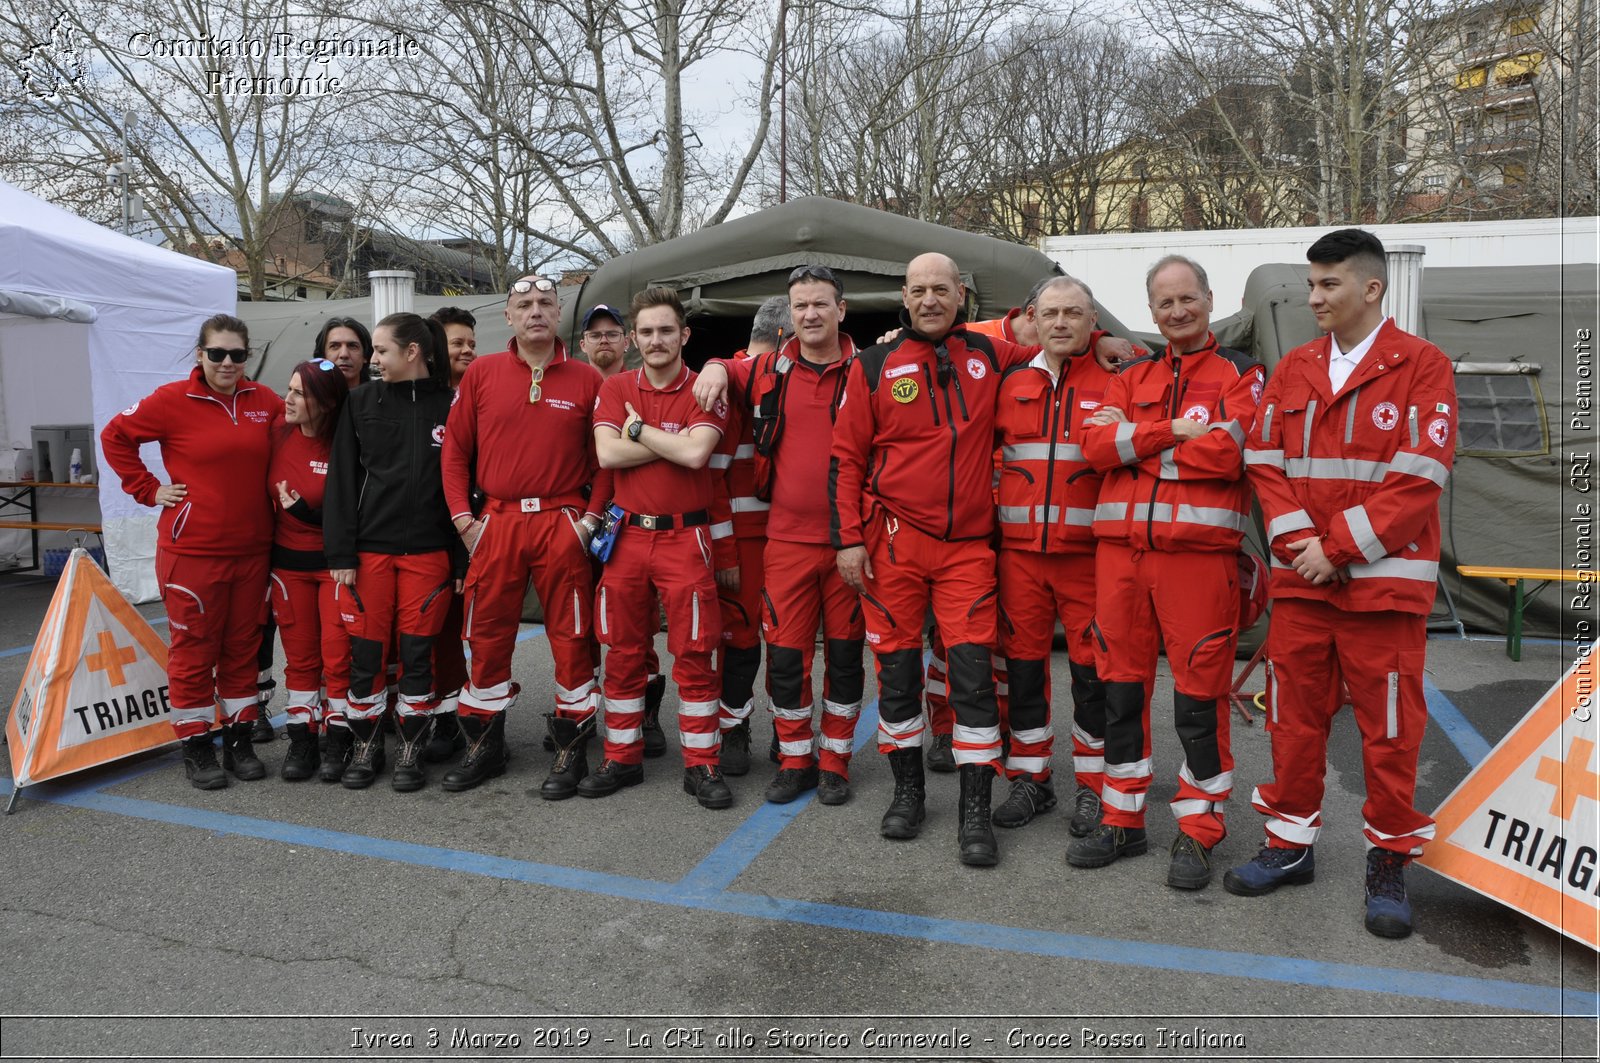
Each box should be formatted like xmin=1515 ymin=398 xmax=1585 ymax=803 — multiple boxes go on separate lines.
xmin=589 ymin=503 xmax=625 ymax=563
xmin=749 ymin=352 xmax=794 ymax=502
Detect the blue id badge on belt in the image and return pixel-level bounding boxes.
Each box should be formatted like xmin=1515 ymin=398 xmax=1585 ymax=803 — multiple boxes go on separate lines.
xmin=590 ymin=503 xmax=624 ymax=563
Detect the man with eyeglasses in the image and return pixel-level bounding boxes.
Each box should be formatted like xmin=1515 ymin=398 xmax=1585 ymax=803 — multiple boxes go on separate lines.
xmin=440 ymin=274 xmax=607 ymax=798
xmin=579 ymin=304 xmax=629 ymax=379
xmin=829 ymin=253 xmax=1047 ymax=867
xmin=695 ymin=276 xmax=866 ymax=805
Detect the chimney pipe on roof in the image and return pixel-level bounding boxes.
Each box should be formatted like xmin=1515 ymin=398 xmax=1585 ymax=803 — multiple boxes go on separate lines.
xmin=369 ymin=270 xmax=416 ymax=320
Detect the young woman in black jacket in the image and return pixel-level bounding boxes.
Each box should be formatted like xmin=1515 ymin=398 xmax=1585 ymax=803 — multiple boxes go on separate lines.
xmin=324 ymin=313 xmax=465 ymax=791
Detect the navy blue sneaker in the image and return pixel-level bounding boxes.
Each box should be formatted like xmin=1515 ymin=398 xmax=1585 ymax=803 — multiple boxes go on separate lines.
xmin=1364 ymin=848 xmax=1414 ymax=939
xmin=1222 ymin=844 xmax=1315 ymax=896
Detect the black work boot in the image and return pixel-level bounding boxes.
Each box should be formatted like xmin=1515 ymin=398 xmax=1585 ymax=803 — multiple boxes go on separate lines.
xmin=539 ymin=714 xmax=594 ymax=801
xmin=341 ymin=717 xmax=384 ymax=789
xmin=319 ymin=722 xmax=353 ymax=783
xmin=576 ymin=758 xmax=644 ymax=797
xmin=719 ymin=719 xmax=752 ymax=776
xmin=221 ymin=721 xmax=267 ymax=781
xmin=958 ymin=763 xmax=999 ymax=866
xmin=641 ymin=674 xmax=668 ymax=758
xmin=1066 ymin=824 xmax=1149 ymax=868
xmin=992 ymin=774 xmax=1057 ymax=828
xmin=1068 ymin=784 xmax=1104 ymax=837
xmin=764 ymin=764 xmax=819 ymax=804
xmin=279 ymin=722 xmax=320 ymax=782
xmin=926 ymin=731 xmax=956 ymax=773
xmin=251 ymin=677 xmax=276 ymax=743
xmin=441 ymin=713 xmax=508 ymax=792
xmin=880 ymin=748 xmax=926 ymax=839
xmin=684 ymin=765 xmax=734 ymax=809
xmin=422 ymin=710 xmax=465 ymax=763
xmin=390 ymin=715 xmax=430 ymax=792
xmin=182 ymin=734 xmax=227 ymax=790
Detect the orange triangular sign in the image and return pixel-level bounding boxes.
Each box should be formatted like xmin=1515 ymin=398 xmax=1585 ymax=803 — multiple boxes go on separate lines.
xmin=1418 ymin=643 xmax=1600 ymax=949
xmin=6 ymin=548 xmax=176 ymax=794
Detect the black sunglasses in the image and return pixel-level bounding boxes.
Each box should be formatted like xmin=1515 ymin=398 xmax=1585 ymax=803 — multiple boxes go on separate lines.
xmin=203 ymin=346 xmax=249 ymax=364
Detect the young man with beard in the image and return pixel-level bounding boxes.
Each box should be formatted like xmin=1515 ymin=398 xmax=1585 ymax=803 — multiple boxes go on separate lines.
xmin=585 ymin=287 xmax=733 ymax=810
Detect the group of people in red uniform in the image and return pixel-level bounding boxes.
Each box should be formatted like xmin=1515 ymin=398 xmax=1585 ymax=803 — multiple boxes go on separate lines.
xmin=99 ymin=228 xmax=1452 ymax=940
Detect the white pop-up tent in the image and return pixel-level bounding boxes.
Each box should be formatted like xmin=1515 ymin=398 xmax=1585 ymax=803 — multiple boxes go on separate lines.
xmin=0 ymin=179 xmax=237 ymax=601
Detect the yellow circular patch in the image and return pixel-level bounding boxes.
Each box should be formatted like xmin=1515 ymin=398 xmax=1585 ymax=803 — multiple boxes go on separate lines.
xmin=891 ymin=377 xmax=919 ymax=403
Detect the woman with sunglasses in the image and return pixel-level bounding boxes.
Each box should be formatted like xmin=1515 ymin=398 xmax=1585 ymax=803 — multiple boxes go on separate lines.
xmin=323 ymin=313 xmax=465 ymax=791
xmin=266 ymin=359 xmax=352 ymax=781
xmin=102 ymin=314 xmax=284 ymax=789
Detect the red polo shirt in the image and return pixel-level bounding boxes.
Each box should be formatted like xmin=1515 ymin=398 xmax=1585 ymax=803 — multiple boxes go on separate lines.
xmin=441 ymin=340 xmax=601 ymax=519
xmin=595 ymin=363 xmax=725 ymax=515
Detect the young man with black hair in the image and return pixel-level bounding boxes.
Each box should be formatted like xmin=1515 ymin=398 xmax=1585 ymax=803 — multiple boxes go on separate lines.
xmin=1225 ymin=228 xmax=1456 ymax=940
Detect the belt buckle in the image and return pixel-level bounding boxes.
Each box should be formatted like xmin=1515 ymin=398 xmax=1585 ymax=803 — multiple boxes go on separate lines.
xmin=520 ymin=498 xmax=541 ymax=513
xmin=640 ymin=514 xmax=657 ymax=530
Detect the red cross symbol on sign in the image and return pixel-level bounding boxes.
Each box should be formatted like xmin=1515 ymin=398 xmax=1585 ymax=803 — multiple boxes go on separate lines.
xmin=85 ymin=630 xmax=138 ymax=688
xmin=1534 ymin=736 xmax=1600 ymax=821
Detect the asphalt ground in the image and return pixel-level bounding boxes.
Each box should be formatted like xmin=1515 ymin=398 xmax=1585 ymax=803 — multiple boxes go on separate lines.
xmin=0 ymin=566 xmax=1596 ymax=1063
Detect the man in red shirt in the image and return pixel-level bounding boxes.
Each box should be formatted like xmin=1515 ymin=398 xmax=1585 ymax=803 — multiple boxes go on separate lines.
xmin=442 ymin=276 xmax=606 ymax=797
xmin=695 ymin=269 xmax=863 ymax=805
xmin=831 ymin=252 xmax=1041 ymax=866
xmin=582 ymin=302 xmax=676 ymax=755
xmin=1077 ymin=255 xmax=1264 ymax=890
xmin=585 ymin=287 xmax=734 ymax=810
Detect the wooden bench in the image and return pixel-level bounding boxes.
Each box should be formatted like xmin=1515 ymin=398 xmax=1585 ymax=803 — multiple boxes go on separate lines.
xmin=0 ymin=521 xmax=103 ymax=532
xmin=1457 ymin=565 xmax=1597 ymax=661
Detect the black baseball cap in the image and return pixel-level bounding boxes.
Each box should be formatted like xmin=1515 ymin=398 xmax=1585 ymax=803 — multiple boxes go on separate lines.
xmin=582 ymin=304 xmax=625 ymax=330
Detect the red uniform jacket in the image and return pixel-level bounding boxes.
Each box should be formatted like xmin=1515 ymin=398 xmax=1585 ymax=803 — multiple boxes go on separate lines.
xmin=268 ymin=423 xmax=332 ymax=565
xmin=995 ymin=349 xmax=1115 ymax=555
xmin=829 ymin=315 xmax=1034 ymax=548
xmin=101 ymin=368 xmax=283 ymax=556
xmin=1246 ymin=320 xmax=1456 ymax=615
xmin=1083 ymin=335 xmax=1263 ymax=554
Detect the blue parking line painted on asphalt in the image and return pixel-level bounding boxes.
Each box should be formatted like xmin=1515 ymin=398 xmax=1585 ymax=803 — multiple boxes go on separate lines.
xmin=1424 ymin=675 xmax=1494 ymax=768
xmin=4 ymin=775 xmax=1592 ymax=1016
xmin=677 ymin=699 xmax=882 ymax=895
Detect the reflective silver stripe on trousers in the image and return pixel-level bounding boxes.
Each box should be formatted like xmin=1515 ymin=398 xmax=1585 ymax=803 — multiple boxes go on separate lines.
xmin=1342 ymin=504 xmax=1386 ymax=563
xmin=1386 ymin=671 xmax=1399 ymax=739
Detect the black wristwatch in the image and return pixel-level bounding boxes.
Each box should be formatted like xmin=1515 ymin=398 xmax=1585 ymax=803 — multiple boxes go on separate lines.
xmin=627 ymin=419 xmax=644 ymax=442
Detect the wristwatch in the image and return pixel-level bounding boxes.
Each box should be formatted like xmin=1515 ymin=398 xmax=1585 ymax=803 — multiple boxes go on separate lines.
xmin=627 ymin=419 xmax=644 ymax=442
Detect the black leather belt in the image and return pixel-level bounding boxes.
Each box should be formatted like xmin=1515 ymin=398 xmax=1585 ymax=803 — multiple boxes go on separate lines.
xmin=626 ymin=509 xmax=710 ymax=531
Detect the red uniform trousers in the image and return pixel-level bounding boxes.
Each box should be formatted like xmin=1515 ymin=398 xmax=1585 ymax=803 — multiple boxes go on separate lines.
xmin=433 ymin=591 xmax=467 ymax=714
xmin=1254 ymin=598 xmax=1434 ymax=856
xmin=717 ymin=535 xmax=765 ymax=732
xmin=860 ymin=511 xmax=1001 ymax=770
xmin=596 ymin=523 xmax=721 ymax=767
xmin=157 ymin=549 xmax=270 ymax=739
xmin=459 ymin=502 xmax=597 ymax=721
xmin=924 ymin=629 xmax=1009 ymax=737
xmin=268 ymin=567 xmax=351 ymax=728
xmin=1093 ymin=542 xmax=1237 ymax=847
xmin=997 ymin=549 xmax=1102 ymax=785
xmin=761 ymin=540 xmax=865 ymax=776
xmin=924 ymin=629 xmax=951 ymax=734
xmin=588 ymin=556 xmax=662 ymax=679
xmin=339 ymin=551 xmax=453 ymax=721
